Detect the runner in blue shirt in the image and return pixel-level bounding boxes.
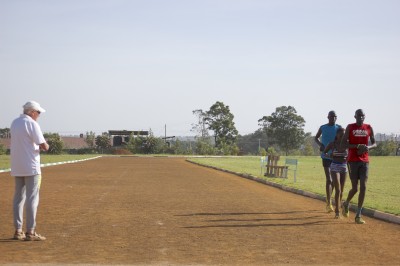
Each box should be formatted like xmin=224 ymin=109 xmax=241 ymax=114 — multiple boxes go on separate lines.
xmin=315 ymin=111 xmax=341 ymax=212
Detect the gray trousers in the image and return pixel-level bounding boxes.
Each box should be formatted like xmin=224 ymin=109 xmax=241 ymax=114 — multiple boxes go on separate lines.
xmin=13 ymin=175 xmax=41 ymax=231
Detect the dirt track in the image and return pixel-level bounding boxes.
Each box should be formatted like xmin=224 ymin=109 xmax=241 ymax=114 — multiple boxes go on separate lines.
xmin=0 ymin=156 xmax=399 ymax=265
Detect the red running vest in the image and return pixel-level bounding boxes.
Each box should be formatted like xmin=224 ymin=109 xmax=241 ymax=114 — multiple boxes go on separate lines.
xmin=348 ymin=123 xmax=372 ymax=163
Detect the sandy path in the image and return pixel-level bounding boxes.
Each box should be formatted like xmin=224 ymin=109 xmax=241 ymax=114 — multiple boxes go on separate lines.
xmin=0 ymin=156 xmax=399 ymax=265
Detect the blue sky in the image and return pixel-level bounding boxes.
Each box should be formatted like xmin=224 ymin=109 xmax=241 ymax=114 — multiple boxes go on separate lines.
xmin=1 ymin=0 xmax=399 ymax=137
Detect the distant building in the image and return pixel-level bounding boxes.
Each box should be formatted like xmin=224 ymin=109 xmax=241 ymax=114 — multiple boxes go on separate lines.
xmin=108 ymin=130 xmax=148 ymax=146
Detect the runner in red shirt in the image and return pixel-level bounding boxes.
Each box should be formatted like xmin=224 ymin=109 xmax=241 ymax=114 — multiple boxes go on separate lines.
xmin=340 ymin=109 xmax=376 ymax=224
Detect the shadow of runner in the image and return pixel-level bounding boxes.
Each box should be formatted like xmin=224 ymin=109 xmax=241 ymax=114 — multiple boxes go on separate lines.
xmin=205 ymin=215 xmax=323 ymax=222
xmin=184 ymin=220 xmax=330 ymax=228
xmin=175 ymin=210 xmax=321 ymax=217
xmin=178 ymin=209 xmax=335 ymax=229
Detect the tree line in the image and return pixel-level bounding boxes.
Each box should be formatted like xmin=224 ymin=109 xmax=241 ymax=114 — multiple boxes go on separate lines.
xmin=0 ymin=102 xmax=399 ymax=156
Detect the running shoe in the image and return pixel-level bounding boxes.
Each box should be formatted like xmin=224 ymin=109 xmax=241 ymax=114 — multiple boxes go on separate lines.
xmin=355 ymin=217 xmax=366 ymax=224
xmin=25 ymin=232 xmax=46 ymax=241
xmin=342 ymin=202 xmax=349 ymax=218
xmin=326 ymin=204 xmax=334 ymax=213
xmin=334 ymin=212 xmax=341 ymax=219
xmin=13 ymin=231 xmax=26 ymax=240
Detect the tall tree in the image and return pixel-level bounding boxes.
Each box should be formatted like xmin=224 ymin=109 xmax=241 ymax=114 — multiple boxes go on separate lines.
xmin=191 ymin=109 xmax=209 ymax=138
xmin=191 ymin=109 xmax=215 ymax=154
xmin=258 ymin=106 xmax=306 ymax=155
xmin=204 ymin=101 xmax=238 ymax=150
xmin=85 ymin=131 xmax=96 ymax=148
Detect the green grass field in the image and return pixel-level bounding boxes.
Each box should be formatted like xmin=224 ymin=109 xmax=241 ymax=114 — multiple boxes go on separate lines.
xmin=0 ymin=154 xmax=99 ymax=170
xmin=187 ymin=156 xmax=400 ymax=216
xmin=2 ymin=154 xmax=398 ymax=216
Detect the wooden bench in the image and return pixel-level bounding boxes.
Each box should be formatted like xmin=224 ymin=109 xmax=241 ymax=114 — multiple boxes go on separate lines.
xmin=282 ymin=158 xmax=298 ymax=182
xmin=264 ymin=155 xmax=287 ymax=178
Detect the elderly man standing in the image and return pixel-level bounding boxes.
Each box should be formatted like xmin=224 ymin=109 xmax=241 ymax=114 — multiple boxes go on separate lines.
xmin=10 ymin=101 xmax=49 ymax=241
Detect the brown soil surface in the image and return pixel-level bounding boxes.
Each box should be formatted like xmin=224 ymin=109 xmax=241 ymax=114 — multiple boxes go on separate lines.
xmin=0 ymin=157 xmax=399 ymax=265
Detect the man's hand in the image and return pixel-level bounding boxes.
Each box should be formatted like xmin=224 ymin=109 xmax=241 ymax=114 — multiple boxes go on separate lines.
xmin=319 ymin=144 xmax=325 ymax=152
xmin=39 ymin=142 xmax=49 ymax=151
xmin=357 ymin=144 xmax=368 ymax=155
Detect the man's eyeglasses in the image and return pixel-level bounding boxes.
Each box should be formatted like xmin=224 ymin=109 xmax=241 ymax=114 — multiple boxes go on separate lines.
xmin=36 ymin=110 xmax=41 ymax=115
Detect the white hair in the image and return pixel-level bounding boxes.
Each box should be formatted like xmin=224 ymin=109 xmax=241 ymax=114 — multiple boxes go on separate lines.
xmin=23 ymin=107 xmax=35 ymax=115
